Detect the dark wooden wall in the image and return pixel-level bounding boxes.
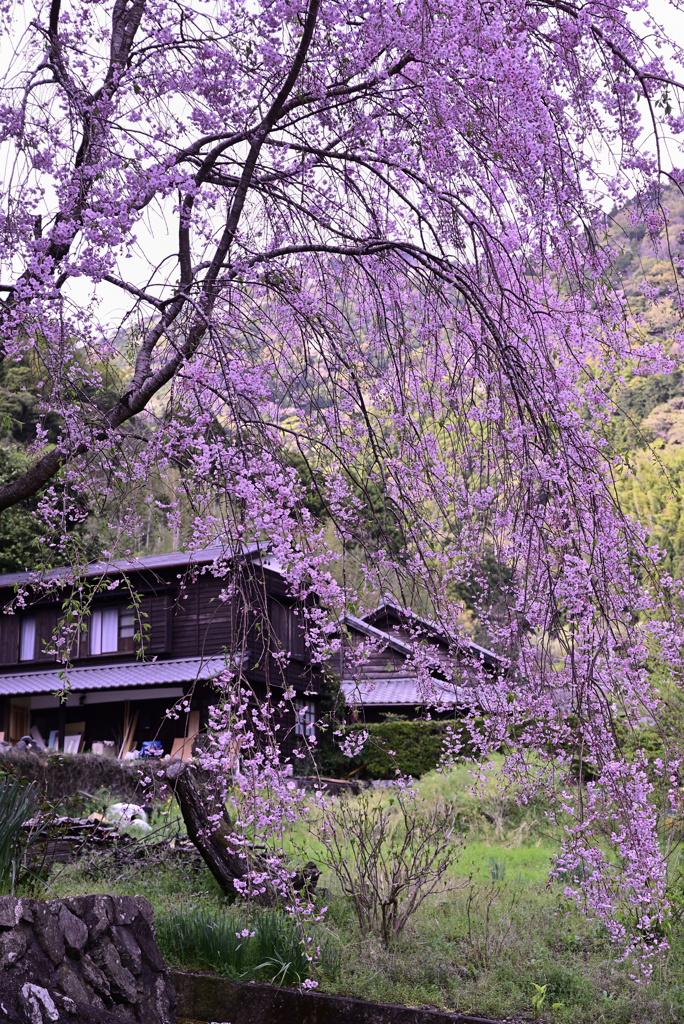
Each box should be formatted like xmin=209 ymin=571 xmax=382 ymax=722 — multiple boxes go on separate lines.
xmin=0 ymin=562 xmax=317 ymax=695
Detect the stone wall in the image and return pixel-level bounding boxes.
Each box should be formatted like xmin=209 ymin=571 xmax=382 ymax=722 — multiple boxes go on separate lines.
xmin=0 ymin=895 xmax=175 ymax=1024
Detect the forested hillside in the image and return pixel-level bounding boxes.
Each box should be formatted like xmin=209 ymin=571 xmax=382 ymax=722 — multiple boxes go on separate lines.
xmin=607 ymin=189 xmax=684 ymax=580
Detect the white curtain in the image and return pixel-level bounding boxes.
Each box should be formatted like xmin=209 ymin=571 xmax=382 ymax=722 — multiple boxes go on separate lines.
xmin=90 ymin=607 xmax=119 ymax=655
xmin=90 ymin=609 xmax=102 ymax=655
xmin=101 ymin=607 xmax=118 ymax=652
xmin=19 ymin=617 xmax=35 ymax=661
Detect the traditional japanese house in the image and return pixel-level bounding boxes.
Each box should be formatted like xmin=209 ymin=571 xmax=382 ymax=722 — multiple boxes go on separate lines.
xmin=337 ymin=596 xmax=503 ymax=721
xmin=0 ymin=546 xmax=319 ymax=757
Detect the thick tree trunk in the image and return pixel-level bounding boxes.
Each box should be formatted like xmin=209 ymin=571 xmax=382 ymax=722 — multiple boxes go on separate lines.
xmin=164 ymin=760 xmax=319 ymax=903
xmin=163 ymin=760 xmax=273 ymax=901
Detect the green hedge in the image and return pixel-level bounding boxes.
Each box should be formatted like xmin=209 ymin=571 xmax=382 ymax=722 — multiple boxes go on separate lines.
xmin=319 ymin=720 xmax=465 ymax=780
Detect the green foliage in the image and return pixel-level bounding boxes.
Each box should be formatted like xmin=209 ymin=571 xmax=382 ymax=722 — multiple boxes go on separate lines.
xmin=0 ymin=447 xmax=49 ymax=574
xmin=254 ymin=911 xmax=312 ymax=986
xmin=531 ymin=982 xmax=547 ymax=1019
xmin=44 ymin=760 xmax=684 ymax=1022
xmin=156 ymin=906 xmax=314 ymax=986
xmin=615 ymin=444 xmax=684 ymax=583
xmin=0 ymin=446 xmax=100 ymax=574
xmin=286 ymin=450 xmax=406 ymax=553
xmin=607 ymin=371 xmax=683 ymax=452
xmin=0 ymin=775 xmax=39 ymax=894
xmin=0 ymin=357 xmax=63 ymax=447
xmin=285 ymin=451 xmax=330 ymax=524
xmin=320 ymin=720 xmax=454 ymax=779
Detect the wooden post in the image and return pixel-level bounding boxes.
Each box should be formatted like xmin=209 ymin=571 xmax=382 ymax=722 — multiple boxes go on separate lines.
xmin=57 ymin=704 xmax=66 ymax=752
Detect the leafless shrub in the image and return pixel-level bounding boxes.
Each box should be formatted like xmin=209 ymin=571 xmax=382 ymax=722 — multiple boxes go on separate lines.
xmin=316 ymin=786 xmax=464 ymax=946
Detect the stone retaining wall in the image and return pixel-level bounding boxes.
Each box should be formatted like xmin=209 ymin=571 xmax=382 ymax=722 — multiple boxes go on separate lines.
xmin=170 ymin=970 xmax=503 ymax=1024
xmin=0 ymin=895 xmax=175 ymax=1024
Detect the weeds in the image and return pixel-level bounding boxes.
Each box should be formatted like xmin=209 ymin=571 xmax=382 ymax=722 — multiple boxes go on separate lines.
xmin=254 ymin=912 xmax=311 ymax=985
xmin=488 ymin=857 xmax=506 ymax=882
xmin=464 ymin=882 xmax=519 ymax=970
xmin=156 ymin=905 xmax=324 ymax=986
xmin=0 ymin=775 xmax=45 ymax=894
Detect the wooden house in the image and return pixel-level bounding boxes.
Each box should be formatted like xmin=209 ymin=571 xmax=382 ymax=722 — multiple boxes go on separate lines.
xmin=0 ymin=546 xmax=319 ymax=758
xmin=336 ymin=597 xmax=502 ymax=721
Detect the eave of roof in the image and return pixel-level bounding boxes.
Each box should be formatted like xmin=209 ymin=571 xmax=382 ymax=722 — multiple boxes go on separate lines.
xmin=0 ymin=543 xmax=283 ymax=591
xmin=0 ymin=656 xmax=230 ymax=697
xmin=340 ymin=678 xmax=470 ymax=706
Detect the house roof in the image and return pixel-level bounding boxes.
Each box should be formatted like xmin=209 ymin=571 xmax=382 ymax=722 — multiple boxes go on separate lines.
xmin=338 ymin=600 xmax=503 ymax=710
xmin=340 ymin=678 xmax=471 ymax=707
xmin=0 ymin=656 xmax=230 ymax=697
xmin=0 ymin=543 xmax=283 ymax=591
xmin=362 ymin=597 xmax=502 ymax=667
xmin=341 ymin=612 xmax=415 ymax=657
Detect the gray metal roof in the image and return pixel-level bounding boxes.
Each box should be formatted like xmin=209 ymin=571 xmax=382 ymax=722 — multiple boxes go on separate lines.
xmin=340 ymin=678 xmax=470 ymax=707
xmin=0 ymin=656 xmax=230 ymax=696
xmin=0 ymin=542 xmax=283 ymax=590
xmin=342 ymin=609 xmax=501 ymax=672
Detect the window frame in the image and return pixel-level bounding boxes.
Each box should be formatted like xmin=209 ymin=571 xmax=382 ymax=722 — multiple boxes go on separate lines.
xmin=294 ymin=698 xmax=316 ymax=737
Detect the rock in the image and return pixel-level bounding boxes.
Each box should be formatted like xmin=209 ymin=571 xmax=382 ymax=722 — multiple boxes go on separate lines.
xmin=0 ymin=897 xmax=20 ymax=928
xmin=132 ymin=896 xmax=154 ymax=928
xmin=20 ymin=983 xmax=59 ymax=1024
xmin=32 ymin=905 xmax=65 ymax=965
xmin=58 ymin=905 xmax=88 ymax=954
xmin=111 ymin=927 xmax=142 ymax=975
xmin=61 ymin=897 xmax=87 ymax=920
xmin=53 ymin=962 xmax=105 ymax=1013
xmin=134 ymin=925 xmax=166 ymax=972
xmin=112 ymin=897 xmax=139 ymax=927
xmin=84 ymin=895 xmax=113 ymax=941
xmin=90 ymin=936 xmax=139 ymax=1004
xmin=0 ymin=928 xmax=27 ymax=968
xmin=0 ymin=895 xmax=175 ymax=1023
xmin=79 ymin=954 xmax=111 ymax=1000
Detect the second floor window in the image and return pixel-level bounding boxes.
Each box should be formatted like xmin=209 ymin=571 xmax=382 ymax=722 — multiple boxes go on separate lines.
xmin=90 ymin=607 xmax=119 ymax=655
xmin=294 ymin=698 xmax=316 ymax=737
xmin=119 ymin=609 xmax=135 ymax=641
xmin=89 ymin=606 xmax=137 ymax=655
xmin=19 ymin=617 xmax=36 ymax=661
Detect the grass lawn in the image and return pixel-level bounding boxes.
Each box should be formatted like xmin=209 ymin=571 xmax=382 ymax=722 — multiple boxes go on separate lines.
xmin=37 ymin=764 xmax=684 ymax=1024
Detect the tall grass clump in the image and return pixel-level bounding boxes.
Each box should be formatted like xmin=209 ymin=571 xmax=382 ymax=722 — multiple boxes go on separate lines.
xmin=0 ymin=775 xmax=39 ymax=894
xmin=254 ymin=911 xmax=311 ymax=985
xmin=155 ymin=907 xmax=251 ymax=976
xmin=156 ymin=906 xmax=317 ymax=986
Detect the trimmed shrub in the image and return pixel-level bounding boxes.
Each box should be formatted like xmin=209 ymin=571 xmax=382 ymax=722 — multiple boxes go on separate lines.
xmin=320 ymin=720 xmax=460 ymax=780
xmin=0 ymin=748 xmax=162 ymax=803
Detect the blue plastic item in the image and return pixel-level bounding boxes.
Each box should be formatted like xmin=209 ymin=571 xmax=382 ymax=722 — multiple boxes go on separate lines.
xmin=141 ymin=740 xmax=164 ymax=758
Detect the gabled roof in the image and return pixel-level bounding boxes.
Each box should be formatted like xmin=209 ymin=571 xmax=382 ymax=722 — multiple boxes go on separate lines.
xmin=362 ymin=596 xmax=502 ymax=668
xmin=341 ymin=612 xmax=415 ymax=657
xmin=0 ymin=543 xmax=284 ymax=591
